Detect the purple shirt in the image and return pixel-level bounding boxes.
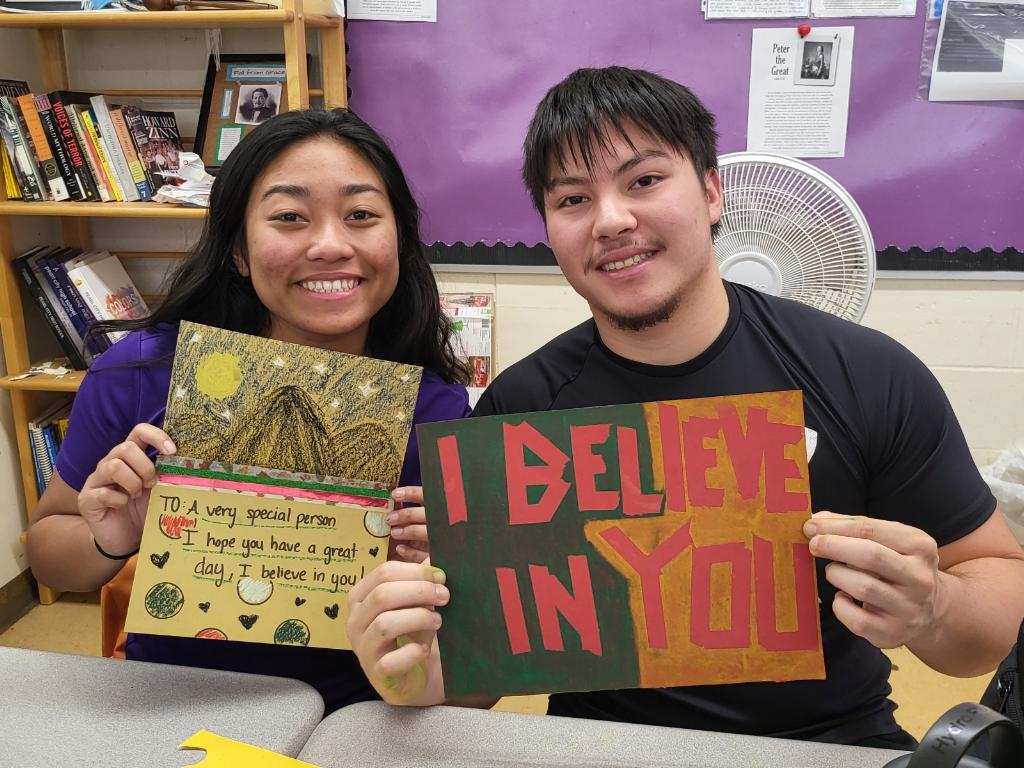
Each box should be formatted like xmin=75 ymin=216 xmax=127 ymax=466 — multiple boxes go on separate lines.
xmin=56 ymin=323 xmax=470 ymax=714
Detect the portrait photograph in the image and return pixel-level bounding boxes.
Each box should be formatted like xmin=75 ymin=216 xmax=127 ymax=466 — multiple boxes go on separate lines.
xmin=795 ymin=35 xmax=840 ymax=87
xmin=234 ymin=83 xmax=282 ymax=125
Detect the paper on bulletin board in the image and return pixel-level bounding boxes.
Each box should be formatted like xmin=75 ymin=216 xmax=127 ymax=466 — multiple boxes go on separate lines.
xmin=441 ymin=293 xmax=494 ymax=408
xmin=929 ymin=0 xmax=1024 ymax=101
xmin=747 ymin=26 xmax=855 ymax=157
xmin=705 ymin=0 xmax=810 ymax=18
xmin=810 ymin=0 xmax=916 ymax=16
xmin=347 ymin=0 xmax=436 ymax=21
xmin=418 ymin=390 xmax=824 ymax=698
xmin=125 ymin=461 xmax=390 ymax=649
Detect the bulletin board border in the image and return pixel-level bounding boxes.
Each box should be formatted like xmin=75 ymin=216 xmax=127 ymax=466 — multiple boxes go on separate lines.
xmin=427 ymin=243 xmax=1024 ymax=275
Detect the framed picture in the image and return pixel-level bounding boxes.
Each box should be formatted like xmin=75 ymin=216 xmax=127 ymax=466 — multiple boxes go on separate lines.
xmin=195 ymin=54 xmax=311 ymax=171
xmin=794 ymin=32 xmax=840 ymax=87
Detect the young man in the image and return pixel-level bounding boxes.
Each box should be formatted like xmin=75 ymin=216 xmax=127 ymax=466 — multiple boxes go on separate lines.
xmin=346 ymin=67 xmax=1024 ymax=747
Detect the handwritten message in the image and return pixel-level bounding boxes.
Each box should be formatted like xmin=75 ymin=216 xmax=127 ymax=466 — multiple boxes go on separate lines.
xmin=126 ymin=479 xmax=389 ymax=649
xmin=418 ymin=390 xmax=824 ymax=698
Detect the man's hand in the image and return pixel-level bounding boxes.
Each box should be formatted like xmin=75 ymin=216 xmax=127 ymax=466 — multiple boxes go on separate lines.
xmin=805 ymin=511 xmax=948 ymax=649
xmin=388 ymin=486 xmax=429 ymax=564
xmin=346 ymin=559 xmax=448 ymax=706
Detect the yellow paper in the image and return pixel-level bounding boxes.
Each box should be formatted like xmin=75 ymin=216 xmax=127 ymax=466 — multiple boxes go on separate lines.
xmin=180 ymin=730 xmax=319 ymax=767
xmin=126 ymin=481 xmax=389 ymax=649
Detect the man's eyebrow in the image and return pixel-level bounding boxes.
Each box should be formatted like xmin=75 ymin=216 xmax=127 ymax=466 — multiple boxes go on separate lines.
xmin=261 ymin=183 xmax=308 ymax=201
xmin=547 ymin=148 xmax=672 ymax=190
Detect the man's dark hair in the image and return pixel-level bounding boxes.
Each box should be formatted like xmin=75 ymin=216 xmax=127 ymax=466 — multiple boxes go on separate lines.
xmin=522 ymin=66 xmax=721 ymax=236
xmin=252 ymin=87 xmax=270 ymax=99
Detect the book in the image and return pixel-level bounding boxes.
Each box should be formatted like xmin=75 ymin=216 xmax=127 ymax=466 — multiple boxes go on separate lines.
xmin=47 ymin=91 xmax=100 ymax=201
xmin=65 ymin=105 xmax=110 ymax=201
xmin=39 ymin=247 xmax=110 ymax=356
xmin=12 ymin=246 xmax=87 ymax=369
xmin=16 ymin=93 xmax=69 ymax=201
xmin=1 ymin=144 xmax=20 ymax=199
xmin=0 ymin=89 xmax=45 ymax=201
xmin=65 ymin=251 xmax=149 ymax=342
xmin=33 ymin=93 xmax=85 ymax=200
xmin=78 ymin=106 xmax=123 ymax=201
xmin=109 ymin=107 xmax=151 ymax=200
xmin=27 ymin=247 xmax=92 ymax=365
xmin=88 ymin=95 xmax=140 ymax=201
xmin=28 ymin=399 xmax=72 ymax=495
xmin=122 ymin=105 xmax=183 ymax=191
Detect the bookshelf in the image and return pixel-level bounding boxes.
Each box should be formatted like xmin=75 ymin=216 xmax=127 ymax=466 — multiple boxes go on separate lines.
xmin=0 ymin=2 xmax=347 ymax=604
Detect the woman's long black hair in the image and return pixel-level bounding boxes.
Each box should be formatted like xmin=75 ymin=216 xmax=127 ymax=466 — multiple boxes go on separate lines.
xmin=93 ymin=108 xmax=469 ymax=385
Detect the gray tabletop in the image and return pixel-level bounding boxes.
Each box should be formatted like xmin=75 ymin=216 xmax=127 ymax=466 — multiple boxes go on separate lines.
xmin=0 ymin=646 xmax=323 ymax=767
xmin=297 ymin=701 xmax=908 ymax=768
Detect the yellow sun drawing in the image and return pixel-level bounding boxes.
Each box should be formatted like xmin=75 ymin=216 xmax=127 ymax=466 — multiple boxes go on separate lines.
xmin=195 ymin=352 xmax=242 ymax=399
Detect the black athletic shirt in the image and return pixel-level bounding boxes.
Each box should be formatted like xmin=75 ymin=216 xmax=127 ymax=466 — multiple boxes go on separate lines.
xmin=472 ymin=280 xmax=996 ymax=744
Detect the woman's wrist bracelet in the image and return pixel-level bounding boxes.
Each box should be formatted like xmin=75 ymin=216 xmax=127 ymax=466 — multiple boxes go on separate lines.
xmin=93 ymin=537 xmax=139 ymax=561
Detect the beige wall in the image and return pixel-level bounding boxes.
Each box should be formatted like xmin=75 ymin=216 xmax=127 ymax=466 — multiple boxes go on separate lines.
xmin=1 ymin=28 xmax=1021 ymax=585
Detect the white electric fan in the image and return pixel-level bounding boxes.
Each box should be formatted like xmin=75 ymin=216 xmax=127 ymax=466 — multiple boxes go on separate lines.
xmin=713 ymin=152 xmax=876 ymax=323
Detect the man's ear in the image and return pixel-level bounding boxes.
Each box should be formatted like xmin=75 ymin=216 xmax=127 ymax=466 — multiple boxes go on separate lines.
xmin=704 ymin=167 xmax=724 ymax=227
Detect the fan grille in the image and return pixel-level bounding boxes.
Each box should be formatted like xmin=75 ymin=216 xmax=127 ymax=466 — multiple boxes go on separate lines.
xmin=714 ymin=153 xmax=875 ymax=323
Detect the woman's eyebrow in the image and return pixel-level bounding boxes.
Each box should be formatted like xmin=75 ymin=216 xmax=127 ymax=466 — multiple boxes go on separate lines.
xmin=261 ymin=183 xmax=308 ymax=201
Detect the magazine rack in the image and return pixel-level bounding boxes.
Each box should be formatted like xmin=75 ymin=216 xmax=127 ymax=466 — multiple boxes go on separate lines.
xmin=0 ymin=2 xmax=346 ymax=603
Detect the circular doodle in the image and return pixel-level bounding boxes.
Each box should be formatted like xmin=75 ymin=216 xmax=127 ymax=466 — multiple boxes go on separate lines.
xmin=274 ymin=619 xmax=311 ymax=646
xmin=144 ymin=582 xmax=184 ymax=619
xmin=195 ymin=628 xmax=227 ymax=641
xmin=237 ymin=576 xmax=274 ymax=605
xmin=364 ymin=510 xmax=390 ymax=538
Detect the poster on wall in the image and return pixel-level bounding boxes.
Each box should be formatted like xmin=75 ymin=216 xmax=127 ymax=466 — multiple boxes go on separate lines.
xmin=441 ymin=293 xmax=494 ymax=407
xmin=747 ymin=27 xmax=855 ymax=157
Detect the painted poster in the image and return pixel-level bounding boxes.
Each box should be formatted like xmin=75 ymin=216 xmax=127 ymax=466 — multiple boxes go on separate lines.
xmin=126 ymin=322 xmax=422 ymax=649
xmin=418 ymin=390 xmax=824 ymax=697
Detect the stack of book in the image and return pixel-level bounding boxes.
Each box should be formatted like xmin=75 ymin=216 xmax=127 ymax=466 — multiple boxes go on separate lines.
xmin=13 ymin=247 xmax=149 ymax=369
xmin=0 ymin=78 xmax=184 ymax=203
xmin=29 ymin=398 xmax=72 ymax=495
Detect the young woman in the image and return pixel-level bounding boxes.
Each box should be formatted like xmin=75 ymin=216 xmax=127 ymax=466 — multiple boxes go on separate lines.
xmin=26 ymin=108 xmax=471 ymax=714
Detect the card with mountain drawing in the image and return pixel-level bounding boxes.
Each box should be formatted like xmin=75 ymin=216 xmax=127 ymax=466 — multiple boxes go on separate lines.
xmin=125 ymin=322 xmax=422 ymax=649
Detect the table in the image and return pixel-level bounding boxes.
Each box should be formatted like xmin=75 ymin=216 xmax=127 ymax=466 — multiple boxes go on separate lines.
xmin=297 ymin=701 xmax=908 ymax=768
xmin=0 ymin=646 xmax=323 ymax=767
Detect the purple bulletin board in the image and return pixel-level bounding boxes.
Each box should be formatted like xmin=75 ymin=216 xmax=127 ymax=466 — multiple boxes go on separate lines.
xmin=346 ymin=1 xmax=1024 ymax=263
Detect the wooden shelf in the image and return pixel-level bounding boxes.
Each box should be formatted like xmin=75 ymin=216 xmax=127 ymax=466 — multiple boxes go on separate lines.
xmin=0 ymin=10 xmax=340 ymax=30
xmin=0 ymin=201 xmax=206 ymax=219
xmin=0 ymin=370 xmax=85 ymax=393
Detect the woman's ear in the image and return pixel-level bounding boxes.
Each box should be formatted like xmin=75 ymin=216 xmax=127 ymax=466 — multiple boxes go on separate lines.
xmin=233 ymin=250 xmax=250 ymax=277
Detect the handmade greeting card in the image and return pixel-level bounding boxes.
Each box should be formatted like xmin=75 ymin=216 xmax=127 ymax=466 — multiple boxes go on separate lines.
xmin=418 ymin=390 xmax=824 ymax=697
xmin=125 ymin=322 xmax=422 ymax=649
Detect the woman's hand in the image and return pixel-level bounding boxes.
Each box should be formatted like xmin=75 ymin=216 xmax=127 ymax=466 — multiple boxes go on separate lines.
xmin=78 ymin=423 xmax=175 ymax=557
xmin=389 ymin=486 xmax=429 ymax=563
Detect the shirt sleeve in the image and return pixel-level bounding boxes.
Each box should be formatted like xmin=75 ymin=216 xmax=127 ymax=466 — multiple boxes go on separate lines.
xmin=864 ymin=341 xmax=996 ymax=547
xmin=398 ymin=380 xmax=471 ymax=488
xmin=55 ymin=360 xmax=140 ymax=492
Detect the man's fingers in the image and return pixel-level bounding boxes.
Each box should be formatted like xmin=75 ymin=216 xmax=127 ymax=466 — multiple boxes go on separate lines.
xmin=391 ymin=524 xmax=428 ymax=543
xmin=386 ymin=506 xmax=426 ymax=527
xmin=824 ymin=562 xmax=914 ymax=616
xmin=395 ymin=544 xmax=429 ymax=564
xmin=809 ymin=534 xmax=909 ymax=583
xmin=831 ymin=591 xmax=900 ymax=649
xmin=348 ymin=559 xmax=443 ymax=605
xmin=125 ymin=423 xmax=176 ymax=456
xmin=805 ymin=513 xmax=936 ymax=559
xmin=364 ymin=607 xmax=441 ymax=653
xmin=103 ymin=458 xmax=145 ymax=498
xmin=391 ymin=486 xmax=424 ymax=506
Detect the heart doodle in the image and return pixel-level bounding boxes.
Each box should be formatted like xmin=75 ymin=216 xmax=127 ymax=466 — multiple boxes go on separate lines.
xmin=295 ymin=597 xmax=306 ymax=607
xmin=324 ymin=603 xmax=339 ymax=620
xmin=150 ymin=551 xmax=170 ymax=569
xmin=369 ymin=546 xmax=379 ymax=557
xmin=198 ymin=602 xmax=210 ymax=613
xmin=239 ymin=614 xmax=258 ymax=630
